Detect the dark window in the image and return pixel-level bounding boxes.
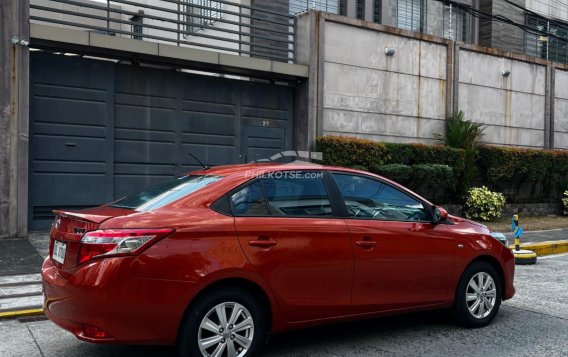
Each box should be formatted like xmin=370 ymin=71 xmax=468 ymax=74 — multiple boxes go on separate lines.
xmin=356 ymin=0 xmax=365 ymax=20
xmin=397 ymin=0 xmax=425 ymax=32
xmin=373 ymin=0 xmax=382 ymax=24
xmin=443 ymin=4 xmax=470 ymax=42
xmin=110 ymin=175 xmax=221 ymax=211
xmin=231 ymin=181 xmax=269 ymax=216
xmin=526 ymin=14 xmax=568 ymax=64
xmin=289 ymin=0 xmax=339 ymax=15
xmin=130 ymin=13 xmax=143 ymax=40
xmin=339 ymin=0 xmax=347 ymax=16
xmin=261 ymin=172 xmax=332 ymax=217
xmin=185 ymin=0 xmax=222 ymax=34
xmin=332 ymin=173 xmax=427 ymax=221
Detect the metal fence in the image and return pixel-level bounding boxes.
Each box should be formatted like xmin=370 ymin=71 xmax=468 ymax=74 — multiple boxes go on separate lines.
xmin=30 ymin=0 xmax=297 ymax=63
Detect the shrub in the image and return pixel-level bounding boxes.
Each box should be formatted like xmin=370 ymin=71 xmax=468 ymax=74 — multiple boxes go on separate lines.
xmin=316 ymin=136 xmax=387 ymax=169
xmin=372 ymin=164 xmax=455 ymax=203
xmin=464 ymin=186 xmax=506 ymax=221
xmin=562 ymin=191 xmax=568 ymax=214
xmin=372 ymin=164 xmax=413 ymax=186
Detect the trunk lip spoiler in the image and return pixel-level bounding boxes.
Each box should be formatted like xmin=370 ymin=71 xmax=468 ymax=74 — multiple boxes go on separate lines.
xmin=52 ymin=208 xmax=130 ymax=224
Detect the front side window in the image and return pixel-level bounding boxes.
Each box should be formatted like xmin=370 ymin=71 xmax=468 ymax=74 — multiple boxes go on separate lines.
xmin=332 ymin=173 xmax=428 ymax=221
xmin=110 ymin=175 xmax=221 ymax=211
xmin=397 ymin=0 xmax=425 ymax=32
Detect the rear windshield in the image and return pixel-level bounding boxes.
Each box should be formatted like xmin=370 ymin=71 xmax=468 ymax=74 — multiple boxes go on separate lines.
xmin=109 ymin=175 xmax=221 ymax=211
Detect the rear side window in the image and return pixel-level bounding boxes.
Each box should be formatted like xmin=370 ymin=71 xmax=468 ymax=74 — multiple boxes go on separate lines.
xmin=230 ymin=171 xmax=333 ymax=217
xmin=262 ymin=172 xmax=332 ymax=217
xmin=110 ymin=175 xmax=221 ymax=211
xmin=231 ymin=181 xmax=269 ymax=216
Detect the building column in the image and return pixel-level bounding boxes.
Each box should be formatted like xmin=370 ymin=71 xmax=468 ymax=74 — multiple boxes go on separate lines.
xmin=0 ymin=0 xmax=30 ymax=238
xmin=545 ymin=64 xmax=555 ymax=149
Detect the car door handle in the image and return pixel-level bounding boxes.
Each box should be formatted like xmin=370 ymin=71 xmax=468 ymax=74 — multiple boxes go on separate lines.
xmin=248 ymin=238 xmax=277 ymax=247
xmin=355 ymin=240 xmax=378 ymax=247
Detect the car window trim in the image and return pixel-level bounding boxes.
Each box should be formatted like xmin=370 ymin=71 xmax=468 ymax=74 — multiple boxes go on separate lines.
xmin=328 ymin=170 xmax=435 ymax=223
xmin=227 ymin=169 xmax=342 ymax=219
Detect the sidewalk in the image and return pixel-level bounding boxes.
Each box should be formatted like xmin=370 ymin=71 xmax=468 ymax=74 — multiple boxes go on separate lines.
xmin=1 ymin=229 xmax=567 ymax=318
xmin=0 ymin=232 xmax=49 ymax=317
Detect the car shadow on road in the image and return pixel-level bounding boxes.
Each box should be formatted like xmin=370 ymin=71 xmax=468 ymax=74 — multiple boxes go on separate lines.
xmin=262 ymin=310 xmax=456 ymax=356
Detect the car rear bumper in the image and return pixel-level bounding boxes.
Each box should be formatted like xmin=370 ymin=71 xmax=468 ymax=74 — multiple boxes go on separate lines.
xmin=42 ymin=256 xmax=197 ymax=345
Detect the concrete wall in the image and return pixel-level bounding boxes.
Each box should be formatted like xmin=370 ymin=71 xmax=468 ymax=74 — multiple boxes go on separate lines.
xmin=458 ymin=49 xmax=546 ymax=148
xmin=297 ymin=12 xmax=561 ymax=150
xmin=555 ymin=69 xmax=568 ymax=149
xmin=321 ymin=20 xmax=447 ymax=143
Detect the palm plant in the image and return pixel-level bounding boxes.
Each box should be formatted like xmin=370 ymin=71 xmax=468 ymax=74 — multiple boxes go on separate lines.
xmin=436 ymin=111 xmax=486 ymax=197
xmin=441 ymin=111 xmax=485 ymax=151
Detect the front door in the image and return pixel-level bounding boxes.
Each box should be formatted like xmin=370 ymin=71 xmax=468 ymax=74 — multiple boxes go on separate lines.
xmin=331 ymin=172 xmax=455 ymax=312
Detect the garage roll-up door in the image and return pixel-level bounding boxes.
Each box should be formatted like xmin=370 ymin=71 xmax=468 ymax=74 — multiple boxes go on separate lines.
xmin=29 ymin=52 xmax=293 ymax=230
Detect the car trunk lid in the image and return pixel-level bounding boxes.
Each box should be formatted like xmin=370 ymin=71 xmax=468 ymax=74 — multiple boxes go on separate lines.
xmin=49 ymin=207 xmax=132 ymax=274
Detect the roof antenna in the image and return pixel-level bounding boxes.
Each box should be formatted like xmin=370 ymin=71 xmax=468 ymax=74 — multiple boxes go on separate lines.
xmin=188 ymin=152 xmax=209 ymax=170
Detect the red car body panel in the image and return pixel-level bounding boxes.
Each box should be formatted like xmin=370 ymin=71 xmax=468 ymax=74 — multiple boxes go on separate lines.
xmin=234 ymin=216 xmax=354 ymax=322
xmin=42 ymin=163 xmax=515 ymax=345
xmin=346 ymin=220 xmax=455 ymax=312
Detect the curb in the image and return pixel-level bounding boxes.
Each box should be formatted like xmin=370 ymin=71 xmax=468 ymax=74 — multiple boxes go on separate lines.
xmin=508 ymin=240 xmax=568 ymax=257
xmin=0 ymin=308 xmax=44 ymax=320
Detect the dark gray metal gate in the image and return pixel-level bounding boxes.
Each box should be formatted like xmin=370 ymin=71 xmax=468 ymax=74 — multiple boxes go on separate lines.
xmin=29 ymin=52 xmax=293 ymax=230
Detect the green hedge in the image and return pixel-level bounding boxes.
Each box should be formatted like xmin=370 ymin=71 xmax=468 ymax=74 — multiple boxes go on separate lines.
xmin=373 ymin=164 xmax=456 ymax=203
xmin=316 ymin=135 xmax=568 ymax=205
xmin=316 ymin=136 xmax=387 ymax=169
xmin=476 ymin=145 xmax=568 ymax=202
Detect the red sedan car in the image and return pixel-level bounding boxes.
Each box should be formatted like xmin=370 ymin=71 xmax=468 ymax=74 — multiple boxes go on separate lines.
xmin=42 ymin=164 xmax=515 ymax=356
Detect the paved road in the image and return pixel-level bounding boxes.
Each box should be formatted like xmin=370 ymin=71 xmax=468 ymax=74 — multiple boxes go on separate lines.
xmin=1 ymin=254 xmax=568 ymax=357
xmin=503 ymin=229 xmax=568 ymax=244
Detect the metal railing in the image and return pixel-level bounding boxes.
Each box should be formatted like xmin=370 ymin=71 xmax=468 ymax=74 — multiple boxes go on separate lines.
xmin=30 ymin=0 xmax=297 ymax=63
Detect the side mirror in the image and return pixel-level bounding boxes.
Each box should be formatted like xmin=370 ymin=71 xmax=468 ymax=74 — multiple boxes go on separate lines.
xmin=432 ymin=206 xmax=448 ymax=224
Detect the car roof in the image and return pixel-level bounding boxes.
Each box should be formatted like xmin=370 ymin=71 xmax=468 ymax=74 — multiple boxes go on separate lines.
xmin=189 ymin=163 xmax=434 ymax=207
xmin=189 ymin=162 xmax=353 ymax=176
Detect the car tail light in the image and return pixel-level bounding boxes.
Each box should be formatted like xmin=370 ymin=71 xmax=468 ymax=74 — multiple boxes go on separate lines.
xmin=78 ymin=228 xmax=173 ymax=264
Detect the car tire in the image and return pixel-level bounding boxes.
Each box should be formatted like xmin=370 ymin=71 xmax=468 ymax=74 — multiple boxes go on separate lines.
xmin=177 ymin=287 xmax=267 ymax=357
xmin=452 ymin=261 xmax=502 ymax=328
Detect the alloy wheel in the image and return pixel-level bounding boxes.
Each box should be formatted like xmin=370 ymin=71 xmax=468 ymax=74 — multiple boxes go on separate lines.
xmin=465 ymin=272 xmax=497 ymax=319
xmin=197 ymin=301 xmax=255 ymax=357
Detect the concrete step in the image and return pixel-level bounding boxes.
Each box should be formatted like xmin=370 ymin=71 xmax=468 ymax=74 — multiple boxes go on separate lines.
xmin=0 ymin=273 xmax=43 ymax=313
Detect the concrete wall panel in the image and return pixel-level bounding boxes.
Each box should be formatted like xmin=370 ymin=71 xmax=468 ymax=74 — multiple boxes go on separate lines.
xmin=459 ymin=50 xmax=545 ymax=95
xmin=322 ymin=20 xmax=447 ymax=144
xmin=555 ymin=69 xmax=568 ymax=149
xmin=323 ymin=108 xmax=444 ymax=140
xmin=325 ymin=21 xmax=422 ymax=76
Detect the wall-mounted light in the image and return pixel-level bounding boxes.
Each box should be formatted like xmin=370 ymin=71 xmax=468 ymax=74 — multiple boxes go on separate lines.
xmin=385 ymin=47 xmax=395 ymax=56
xmin=501 ymin=69 xmax=511 ymax=77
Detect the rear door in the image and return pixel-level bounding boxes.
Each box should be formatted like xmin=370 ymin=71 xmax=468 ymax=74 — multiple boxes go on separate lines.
xmin=232 ymin=171 xmax=354 ymax=322
xmin=330 ymin=172 xmax=456 ymax=312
